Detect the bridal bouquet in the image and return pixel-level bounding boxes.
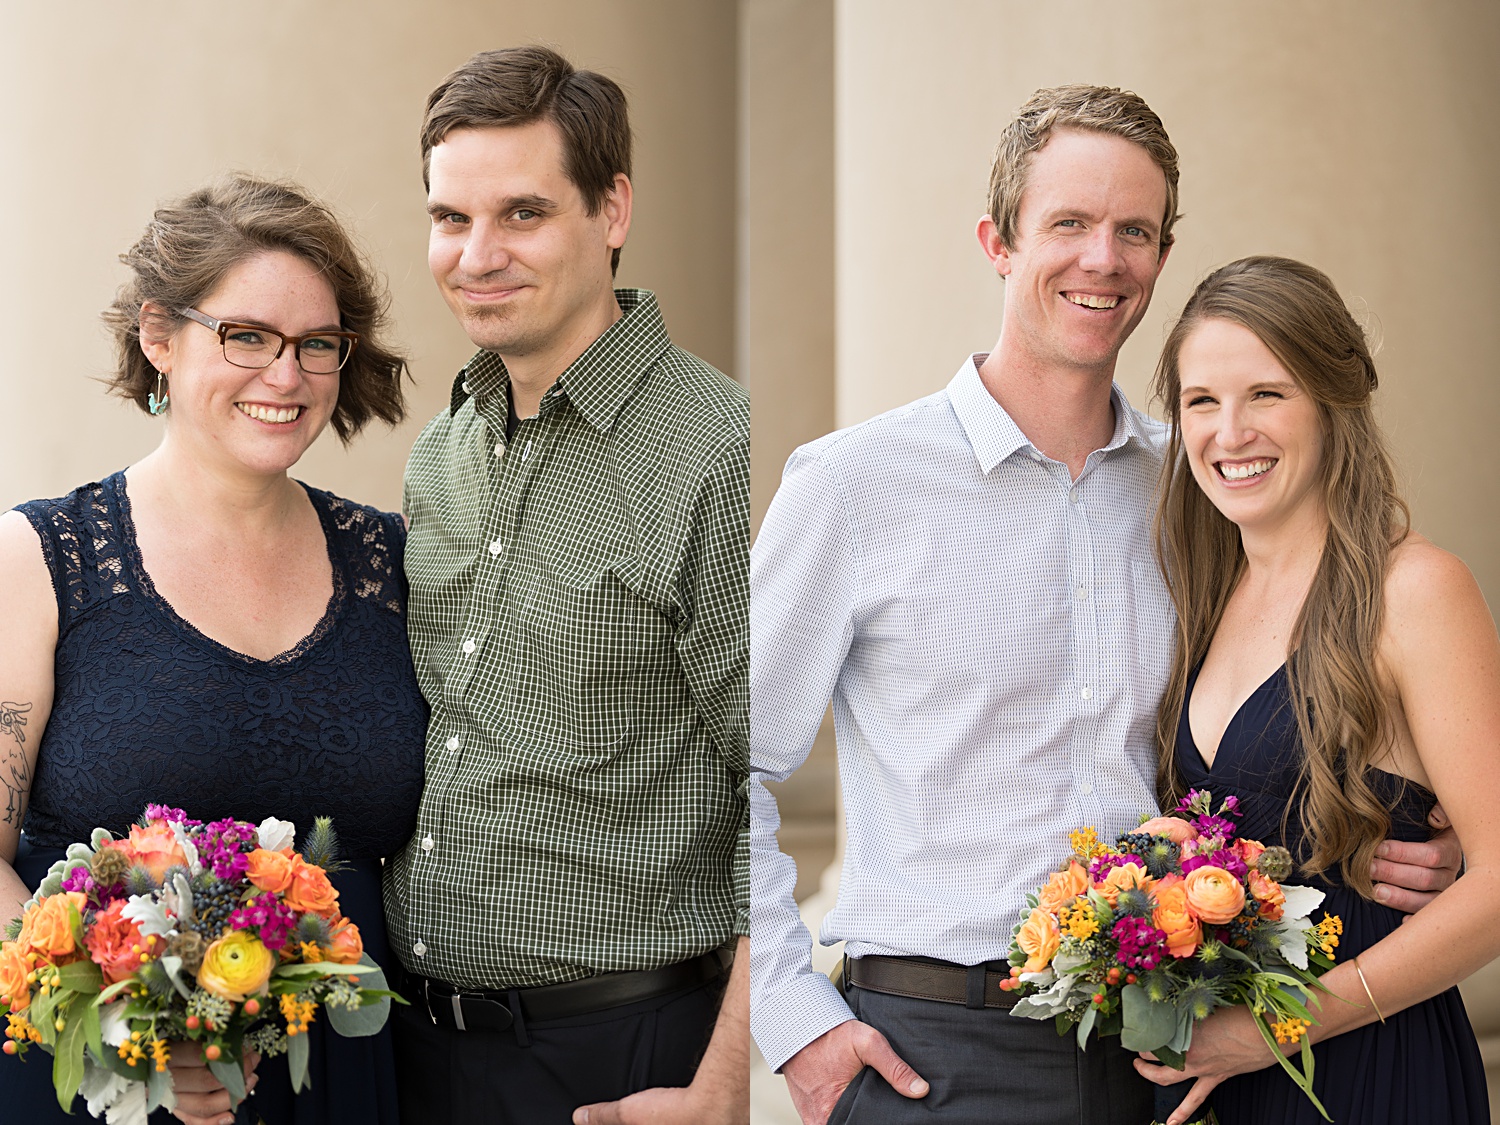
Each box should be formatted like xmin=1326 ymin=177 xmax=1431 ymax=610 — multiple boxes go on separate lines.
xmin=1003 ymin=790 xmax=1340 ymax=1120
xmin=0 ymin=806 xmax=399 ymax=1122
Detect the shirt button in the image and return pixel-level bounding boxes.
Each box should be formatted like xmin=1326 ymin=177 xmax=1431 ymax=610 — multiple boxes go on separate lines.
xmin=421 ymin=834 xmax=434 ymax=852
xmin=494 ymin=443 xmax=505 ymax=458
xmin=488 ymin=538 xmax=504 ymax=555
xmin=1069 ymin=488 xmax=1080 ymax=505
xmin=1080 ymin=687 xmax=1093 ymax=701
xmin=413 ymin=940 xmax=427 ymax=957
xmin=461 ymin=381 xmax=472 ymax=394
xmin=1075 ymin=585 xmax=1088 ymax=601
xmin=462 ymin=639 xmax=476 ymax=655
xmin=1080 ymin=781 xmax=1095 ymax=796
xmin=445 ymin=735 xmax=460 ymax=752
xmin=1030 ymin=450 xmax=1044 ymax=462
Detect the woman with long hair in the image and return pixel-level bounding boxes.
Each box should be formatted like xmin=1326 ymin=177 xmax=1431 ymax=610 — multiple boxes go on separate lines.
xmin=1136 ymin=256 xmax=1499 ymax=1124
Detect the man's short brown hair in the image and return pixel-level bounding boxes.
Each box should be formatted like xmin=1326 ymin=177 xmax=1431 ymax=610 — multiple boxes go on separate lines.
xmin=989 ymin=85 xmax=1181 ymax=254
xmin=421 ymin=46 xmax=633 ymax=274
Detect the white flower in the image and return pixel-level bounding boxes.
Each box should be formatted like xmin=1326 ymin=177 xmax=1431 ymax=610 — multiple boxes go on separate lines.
xmin=257 ymin=817 xmax=297 ymax=853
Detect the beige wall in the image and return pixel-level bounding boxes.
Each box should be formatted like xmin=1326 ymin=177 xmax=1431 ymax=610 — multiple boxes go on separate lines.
xmin=0 ymin=1 xmax=736 ymax=514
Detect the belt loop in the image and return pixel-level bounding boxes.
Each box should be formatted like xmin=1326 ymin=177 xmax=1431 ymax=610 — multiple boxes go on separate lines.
xmin=965 ymin=964 xmax=986 ymax=1010
xmin=508 ymin=989 xmax=530 ymax=1048
xmin=450 ymin=993 xmax=467 ymax=1032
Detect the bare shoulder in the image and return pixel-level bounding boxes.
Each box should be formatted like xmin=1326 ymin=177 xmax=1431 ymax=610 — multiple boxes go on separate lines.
xmin=1382 ymin=533 xmax=1495 ymax=666
xmin=0 ymin=511 xmax=56 ymax=633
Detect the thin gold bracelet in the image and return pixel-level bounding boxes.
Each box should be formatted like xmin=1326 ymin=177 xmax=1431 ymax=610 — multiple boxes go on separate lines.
xmin=1353 ymin=955 xmax=1386 ymax=1024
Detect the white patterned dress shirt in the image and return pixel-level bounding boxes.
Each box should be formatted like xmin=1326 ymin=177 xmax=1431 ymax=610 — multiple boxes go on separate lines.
xmin=749 ymin=356 xmax=1176 ymax=1071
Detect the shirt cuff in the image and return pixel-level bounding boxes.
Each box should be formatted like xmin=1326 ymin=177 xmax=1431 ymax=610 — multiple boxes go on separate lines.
xmin=751 ymin=965 xmax=858 ymax=1074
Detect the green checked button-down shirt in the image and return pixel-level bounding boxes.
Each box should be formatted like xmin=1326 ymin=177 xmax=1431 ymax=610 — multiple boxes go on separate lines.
xmin=385 ymin=289 xmax=748 ymax=990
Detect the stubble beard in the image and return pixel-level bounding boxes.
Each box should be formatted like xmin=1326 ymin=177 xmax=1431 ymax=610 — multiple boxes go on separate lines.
xmin=459 ymin=300 xmax=542 ymax=356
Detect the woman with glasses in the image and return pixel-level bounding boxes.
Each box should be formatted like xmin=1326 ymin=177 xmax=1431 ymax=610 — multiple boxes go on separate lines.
xmin=0 ymin=175 xmax=426 ymax=1124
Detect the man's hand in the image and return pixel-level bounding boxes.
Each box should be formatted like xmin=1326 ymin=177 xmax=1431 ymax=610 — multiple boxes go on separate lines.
xmin=573 ymin=937 xmax=751 ymax=1125
xmin=1370 ymin=806 xmax=1462 ymax=914
xmin=168 ymin=1042 xmax=259 ymax=1125
xmin=781 ymin=1019 xmax=928 ymax=1125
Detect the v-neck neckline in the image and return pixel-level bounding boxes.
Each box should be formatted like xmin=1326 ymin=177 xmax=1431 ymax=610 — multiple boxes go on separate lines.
xmin=113 ymin=472 xmax=345 ymax=670
xmin=1186 ymin=661 xmax=1288 ymax=772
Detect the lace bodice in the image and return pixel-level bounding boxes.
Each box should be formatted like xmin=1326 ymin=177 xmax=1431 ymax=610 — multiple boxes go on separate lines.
xmin=16 ymin=472 xmax=427 ymax=857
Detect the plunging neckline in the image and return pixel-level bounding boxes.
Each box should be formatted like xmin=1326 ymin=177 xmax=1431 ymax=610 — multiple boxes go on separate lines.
xmin=114 ymin=472 xmax=345 ymax=669
xmin=1187 ymin=661 xmax=1287 ymax=772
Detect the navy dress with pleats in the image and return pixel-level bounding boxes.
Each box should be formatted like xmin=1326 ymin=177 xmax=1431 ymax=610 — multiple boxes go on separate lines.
xmin=3 ymin=472 xmax=427 ymax=1124
xmin=1176 ymin=662 xmax=1488 ymax=1124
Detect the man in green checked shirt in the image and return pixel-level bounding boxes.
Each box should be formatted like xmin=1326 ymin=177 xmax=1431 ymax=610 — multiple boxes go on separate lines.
xmin=382 ymin=47 xmax=749 ymax=1124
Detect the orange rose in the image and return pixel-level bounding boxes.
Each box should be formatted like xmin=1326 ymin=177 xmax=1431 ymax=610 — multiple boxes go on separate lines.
xmin=283 ymin=856 xmax=340 ymax=918
xmin=1152 ymin=875 xmax=1202 ymax=959
xmin=1247 ymin=870 xmax=1285 ymax=922
xmin=1234 ymin=838 xmax=1267 ymax=868
xmin=244 ymin=849 xmax=295 ymax=895
xmin=1094 ymin=861 xmax=1155 ymax=907
xmin=118 ymin=823 xmax=189 ymax=883
xmin=1183 ymin=866 xmax=1248 ymax=924
xmin=323 ymin=917 xmax=364 ymax=966
xmin=0 ymin=942 xmax=31 ymax=1012
xmin=17 ymin=892 xmax=89 ymax=962
xmin=1138 ymin=816 xmax=1199 ymax=845
xmin=1037 ymin=861 xmax=1090 ymax=914
xmin=1016 ymin=907 xmax=1061 ymax=974
xmin=84 ymin=899 xmax=151 ymax=984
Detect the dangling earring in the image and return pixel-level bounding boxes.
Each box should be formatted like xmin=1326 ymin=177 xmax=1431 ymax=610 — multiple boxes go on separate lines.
xmin=148 ymin=370 xmax=170 ymax=416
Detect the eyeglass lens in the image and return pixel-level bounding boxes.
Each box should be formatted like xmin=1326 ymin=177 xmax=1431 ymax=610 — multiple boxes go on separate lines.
xmin=222 ymin=327 xmax=349 ymax=374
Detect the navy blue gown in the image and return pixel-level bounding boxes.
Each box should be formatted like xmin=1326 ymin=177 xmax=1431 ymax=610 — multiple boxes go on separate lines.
xmin=4 ymin=472 xmax=427 ymax=1125
xmin=1176 ymin=662 xmax=1488 ymax=1124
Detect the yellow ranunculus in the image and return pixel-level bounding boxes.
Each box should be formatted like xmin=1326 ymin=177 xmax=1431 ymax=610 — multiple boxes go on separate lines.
xmin=197 ymin=931 xmax=275 ymax=1002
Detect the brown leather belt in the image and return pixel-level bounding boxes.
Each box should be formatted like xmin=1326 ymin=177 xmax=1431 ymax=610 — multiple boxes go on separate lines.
xmin=846 ymin=954 xmax=1023 ymax=1010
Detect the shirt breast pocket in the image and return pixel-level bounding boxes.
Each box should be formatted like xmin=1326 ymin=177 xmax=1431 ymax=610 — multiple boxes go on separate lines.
xmin=513 ymin=561 xmax=661 ymax=753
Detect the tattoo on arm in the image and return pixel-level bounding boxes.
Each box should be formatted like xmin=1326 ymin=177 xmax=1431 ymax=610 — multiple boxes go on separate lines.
xmin=0 ymin=702 xmax=33 ymax=828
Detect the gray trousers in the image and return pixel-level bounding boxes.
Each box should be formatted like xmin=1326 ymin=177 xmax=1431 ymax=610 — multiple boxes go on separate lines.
xmin=828 ymin=981 xmax=1155 ymax=1124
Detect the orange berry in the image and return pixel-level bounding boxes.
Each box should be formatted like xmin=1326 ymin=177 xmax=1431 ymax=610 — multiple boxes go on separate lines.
xmin=243 ymin=998 xmax=260 ymax=1016
xmin=204 ymin=1044 xmax=221 ymax=1061
xmin=2 ymin=1041 xmax=15 ymax=1055
xmin=1009 ymin=966 xmax=1021 ymax=978
xmin=1126 ymin=974 xmax=1137 ymax=984
xmin=185 ymin=1015 xmax=200 ymax=1030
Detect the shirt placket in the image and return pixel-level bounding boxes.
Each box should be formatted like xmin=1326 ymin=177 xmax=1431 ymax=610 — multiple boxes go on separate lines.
xmin=1066 ymin=469 xmax=1100 ymax=812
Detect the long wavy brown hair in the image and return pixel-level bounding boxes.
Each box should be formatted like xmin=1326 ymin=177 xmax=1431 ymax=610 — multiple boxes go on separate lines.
xmin=1151 ymin=256 xmax=1410 ymax=898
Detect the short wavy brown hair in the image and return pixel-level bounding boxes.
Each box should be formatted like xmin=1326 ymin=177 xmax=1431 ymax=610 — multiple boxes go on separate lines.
xmin=102 ymin=175 xmax=408 ymax=443
xmin=989 ymin=85 xmax=1182 ymax=254
xmin=420 ymin=45 xmax=632 ymax=274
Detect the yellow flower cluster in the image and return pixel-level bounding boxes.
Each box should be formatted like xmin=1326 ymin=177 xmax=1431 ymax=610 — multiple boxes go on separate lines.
xmin=118 ymin=1031 xmax=148 ymax=1068
xmin=1314 ymin=915 xmax=1343 ymax=957
xmin=1271 ymin=1016 xmax=1312 ymax=1045
xmin=1069 ymin=827 xmax=1109 ymax=863
xmin=281 ymin=992 xmax=319 ymax=1036
xmin=1060 ymin=900 xmax=1099 ymax=941
xmin=149 ymin=1037 xmax=170 ymax=1073
xmin=300 ymin=941 xmax=325 ymax=964
xmin=5 ymin=1012 xmax=41 ymax=1044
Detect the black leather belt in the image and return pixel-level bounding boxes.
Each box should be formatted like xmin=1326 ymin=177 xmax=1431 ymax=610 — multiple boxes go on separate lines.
xmin=846 ymin=954 xmax=1022 ymax=1010
xmin=412 ymin=950 xmax=729 ymax=1032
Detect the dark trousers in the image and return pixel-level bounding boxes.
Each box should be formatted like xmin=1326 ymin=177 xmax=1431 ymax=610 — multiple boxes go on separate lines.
xmin=828 ymin=981 xmax=1154 ymax=1124
xmin=392 ymin=973 xmax=725 ymax=1124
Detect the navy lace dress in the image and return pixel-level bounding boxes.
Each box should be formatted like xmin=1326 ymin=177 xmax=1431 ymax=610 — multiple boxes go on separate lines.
xmin=1176 ymin=662 xmax=1488 ymax=1124
xmin=4 ymin=472 xmax=427 ymax=1125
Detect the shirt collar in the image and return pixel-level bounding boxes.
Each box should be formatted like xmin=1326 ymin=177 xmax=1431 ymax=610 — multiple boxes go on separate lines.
xmin=452 ymin=288 xmax=671 ymax=432
xmin=947 ymin=354 xmax=1154 ymax=472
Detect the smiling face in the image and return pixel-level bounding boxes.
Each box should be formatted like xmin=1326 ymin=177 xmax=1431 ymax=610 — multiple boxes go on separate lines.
xmin=1177 ymin=318 xmax=1328 ymax=537
xmin=426 ymin=121 xmax=628 ymax=360
xmin=143 ymin=250 xmax=341 ymax=478
xmin=990 ymin=128 xmax=1171 ymax=376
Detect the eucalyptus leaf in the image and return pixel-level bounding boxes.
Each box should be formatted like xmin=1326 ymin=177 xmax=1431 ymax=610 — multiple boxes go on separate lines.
xmin=1118 ymin=983 xmax=1179 ymax=1053
xmin=147 ymin=1059 xmax=176 ymax=1112
xmin=288 ymin=1029 xmax=310 ymax=1092
xmin=208 ymin=1055 xmax=246 ymax=1104
xmin=325 ymin=959 xmax=394 ymax=1038
xmin=1076 ymin=1001 xmax=1098 ymax=1047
